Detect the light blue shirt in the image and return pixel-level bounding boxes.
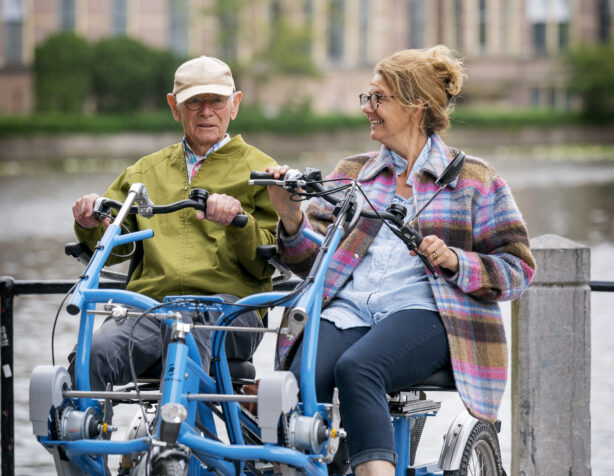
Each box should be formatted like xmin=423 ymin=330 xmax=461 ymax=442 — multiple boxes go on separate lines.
xmin=321 ymin=138 xmax=438 ymax=329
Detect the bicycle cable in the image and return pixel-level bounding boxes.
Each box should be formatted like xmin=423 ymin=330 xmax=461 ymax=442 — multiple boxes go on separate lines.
xmin=51 ymin=280 xmax=79 ymax=366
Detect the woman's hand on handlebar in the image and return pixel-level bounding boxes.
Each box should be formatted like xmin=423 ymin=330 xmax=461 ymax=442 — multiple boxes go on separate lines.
xmin=414 ymin=235 xmax=459 ymax=274
xmin=73 ymin=194 xmax=111 ymax=229
xmin=265 ymin=165 xmax=303 ymax=236
xmin=196 ymin=193 xmax=244 ymax=227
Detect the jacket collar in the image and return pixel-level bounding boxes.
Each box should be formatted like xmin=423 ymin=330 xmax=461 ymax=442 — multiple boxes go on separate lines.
xmin=357 ymin=134 xmax=460 ymax=188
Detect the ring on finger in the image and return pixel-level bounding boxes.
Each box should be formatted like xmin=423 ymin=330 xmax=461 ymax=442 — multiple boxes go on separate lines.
xmin=432 ymin=251 xmax=439 ymax=260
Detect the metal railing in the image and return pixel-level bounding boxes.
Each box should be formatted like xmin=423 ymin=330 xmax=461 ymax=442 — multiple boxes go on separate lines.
xmin=1 ymin=276 xmax=613 ymax=476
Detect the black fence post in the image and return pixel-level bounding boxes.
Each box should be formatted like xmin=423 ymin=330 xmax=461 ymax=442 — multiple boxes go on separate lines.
xmin=0 ymin=276 xmax=15 ymax=476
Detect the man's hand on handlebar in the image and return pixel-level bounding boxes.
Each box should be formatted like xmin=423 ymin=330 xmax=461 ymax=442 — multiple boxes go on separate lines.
xmin=265 ymin=165 xmax=303 ymax=236
xmin=73 ymin=194 xmax=111 ymax=229
xmin=196 ymin=193 xmax=244 ymax=227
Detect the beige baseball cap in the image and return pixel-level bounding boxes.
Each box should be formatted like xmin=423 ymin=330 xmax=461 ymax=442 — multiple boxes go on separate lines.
xmin=172 ymin=56 xmax=235 ymax=104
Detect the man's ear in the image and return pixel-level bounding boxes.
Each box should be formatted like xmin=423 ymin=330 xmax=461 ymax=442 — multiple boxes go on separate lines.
xmin=167 ymin=93 xmax=181 ymax=121
xmin=229 ymin=91 xmax=242 ymax=120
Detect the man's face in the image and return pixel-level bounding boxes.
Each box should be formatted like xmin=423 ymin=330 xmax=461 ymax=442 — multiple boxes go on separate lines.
xmin=167 ymin=92 xmax=242 ymax=156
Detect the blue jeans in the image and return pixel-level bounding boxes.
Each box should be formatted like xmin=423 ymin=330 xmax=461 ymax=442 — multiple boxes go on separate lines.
xmin=289 ymin=308 xmax=450 ymax=470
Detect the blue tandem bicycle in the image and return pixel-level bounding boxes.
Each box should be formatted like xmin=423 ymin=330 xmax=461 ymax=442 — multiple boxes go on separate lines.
xmin=29 ymin=153 xmax=505 ymax=476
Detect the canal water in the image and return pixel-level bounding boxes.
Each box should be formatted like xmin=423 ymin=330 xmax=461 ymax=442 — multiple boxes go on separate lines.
xmin=1 ymin=143 xmax=614 ymax=475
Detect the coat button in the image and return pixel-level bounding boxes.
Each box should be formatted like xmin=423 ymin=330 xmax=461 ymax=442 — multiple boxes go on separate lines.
xmin=353 ymin=254 xmax=359 ymax=259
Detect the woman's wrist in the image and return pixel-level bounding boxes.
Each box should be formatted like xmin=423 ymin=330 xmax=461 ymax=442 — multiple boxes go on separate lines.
xmin=280 ymin=210 xmax=303 ymax=236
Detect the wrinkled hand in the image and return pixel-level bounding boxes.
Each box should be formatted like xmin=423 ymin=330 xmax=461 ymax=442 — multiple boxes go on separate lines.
xmin=265 ymin=165 xmax=303 ymax=235
xmin=73 ymin=193 xmax=111 ymax=229
xmin=413 ymin=234 xmax=459 ymax=274
xmin=196 ymin=193 xmax=243 ymax=226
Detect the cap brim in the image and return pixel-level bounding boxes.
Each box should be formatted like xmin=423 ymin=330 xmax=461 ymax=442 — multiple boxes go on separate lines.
xmin=175 ymin=85 xmax=234 ymax=104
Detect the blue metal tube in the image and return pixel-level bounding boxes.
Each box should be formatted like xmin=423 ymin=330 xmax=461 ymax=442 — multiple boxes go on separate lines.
xmin=180 ymin=432 xmax=328 ymax=475
xmin=74 ymin=303 xmax=96 ymax=409
xmin=298 ymin=226 xmax=343 ymax=416
xmin=394 ymin=416 xmax=411 ymax=476
xmin=40 ymin=436 xmax=149 ymax=455
xmin=81 ymin=288 xmax=159 ymax=310
xmin=67 ymin=227 xmax=154 ymax=314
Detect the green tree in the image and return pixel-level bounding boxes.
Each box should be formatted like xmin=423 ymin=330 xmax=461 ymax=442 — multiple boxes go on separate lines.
xmin=150 ymin=49 xmax=187 ymax=109
xmin=567 ymin=43 xmax=614 ymax=119
xmin=92 ymin=37 xmax=158 ymax=112
xmin=92 ymin=37 xmax=183 ymax=113
xmin=34 ymin=32 xmax=93 ymax=112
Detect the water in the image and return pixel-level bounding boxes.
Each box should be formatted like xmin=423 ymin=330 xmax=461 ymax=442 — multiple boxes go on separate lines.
xmin=1 ymin=150 xmax=614 ymax=475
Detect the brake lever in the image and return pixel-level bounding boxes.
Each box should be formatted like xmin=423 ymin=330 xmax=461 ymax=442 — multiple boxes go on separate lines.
xmin=390 ymin=225 xmax=439 ymax=279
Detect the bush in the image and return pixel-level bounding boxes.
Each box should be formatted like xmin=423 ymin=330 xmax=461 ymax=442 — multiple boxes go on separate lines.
xmin=34 ymin=32 xmax=93 ymax=113
xmin=567 ymin=43 xmax=614 ymax=119
xmin=92 ymin=37 xmax=183 ymax=113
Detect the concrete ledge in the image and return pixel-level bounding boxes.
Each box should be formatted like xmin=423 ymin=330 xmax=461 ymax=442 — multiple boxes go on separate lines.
xmin=529 ymin=234 xmax=590 ymax=285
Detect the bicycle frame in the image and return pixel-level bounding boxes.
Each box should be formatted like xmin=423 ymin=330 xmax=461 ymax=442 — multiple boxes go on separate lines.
xmin=33 ymin=183 xmax=353 ymax=476
xmin=32 ymin=177 xmax=493 ymax=476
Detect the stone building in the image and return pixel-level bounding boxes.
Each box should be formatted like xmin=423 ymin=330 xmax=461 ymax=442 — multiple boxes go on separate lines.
xmin=0 ymin=0 xmax=612 ymax=114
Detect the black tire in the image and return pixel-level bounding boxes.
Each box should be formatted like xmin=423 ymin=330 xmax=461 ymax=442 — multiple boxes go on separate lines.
xmin=151 ymin=456 xmax=188 ymax=476
xmin=443 ymin=421 xmax=505 ymax=476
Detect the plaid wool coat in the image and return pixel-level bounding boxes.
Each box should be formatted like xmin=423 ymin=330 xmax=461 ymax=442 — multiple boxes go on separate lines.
xmin=278 ymin=134 xmax=536 ymax=422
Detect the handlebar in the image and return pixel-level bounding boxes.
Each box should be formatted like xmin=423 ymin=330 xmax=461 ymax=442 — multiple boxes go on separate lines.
xmin=94 ymin=187 xmax=248 ymax=228
xmin=249 ymin=169 xmax=437 ymax=277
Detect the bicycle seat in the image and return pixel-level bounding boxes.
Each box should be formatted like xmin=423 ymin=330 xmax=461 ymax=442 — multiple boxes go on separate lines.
xmin=403 ymin=367 xmax=456 ymax=392
xmin=210 ymin=359 xmax=256 ymax=381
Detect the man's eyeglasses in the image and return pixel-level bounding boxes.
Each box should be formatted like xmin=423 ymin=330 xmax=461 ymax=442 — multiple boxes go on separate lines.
xmin=183 ymin=94 xmax=232 ymax=111
xmin=359 ymin=93 xmax=395 ymax=110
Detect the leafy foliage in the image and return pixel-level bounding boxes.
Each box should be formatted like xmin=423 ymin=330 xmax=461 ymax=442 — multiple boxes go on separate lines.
xmin=33 ymin=33 xmax=184 ymax=114
xmin=92 ymin=37 xmax=184 ymax=112
xmin=34 ymin=32 xmax=93 ymax=112
xmin=567 ymin=43 xmax=614 ymax=119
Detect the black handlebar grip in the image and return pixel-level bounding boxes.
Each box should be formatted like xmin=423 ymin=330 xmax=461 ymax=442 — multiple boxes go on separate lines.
xmin=250 ymin=170 xmax=273 ymax=180
xmin=231 ymin=214 xmax=249 ymax=228
xmin=412 ymin=229 xmax=424 ymax=247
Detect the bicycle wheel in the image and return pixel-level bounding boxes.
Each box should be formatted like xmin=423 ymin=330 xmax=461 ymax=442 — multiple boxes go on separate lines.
xmin=443 ymin=421 xmax=505 ymax=476
xmin=151 ymin=456 xmax=188 ymax=476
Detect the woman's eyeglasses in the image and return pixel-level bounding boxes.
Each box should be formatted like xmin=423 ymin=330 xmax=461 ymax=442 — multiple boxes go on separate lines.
xmin=359 ymin=93 xmax=395 ymax=110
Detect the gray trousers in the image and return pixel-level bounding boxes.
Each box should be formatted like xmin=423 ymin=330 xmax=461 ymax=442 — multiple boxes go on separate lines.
xmin=68 ymin=294 xmax=263 ymax=391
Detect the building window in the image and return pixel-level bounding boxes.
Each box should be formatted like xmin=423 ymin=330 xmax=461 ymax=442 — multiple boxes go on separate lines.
xmin=556 ymin=0 xmax=570 ymax=51
xmin=478 ymin=0 xmax=487 ymax=52
xmin=304 ymin=0 xmax=313 ymax=56
xmin=111 ymin=0 xmax=127 ymax=36
xmin=558 ymin=22 xmax=569 ymax=50
xmin=328 ymin=0 xmax=345 ymax=62
xmin=219 ymin=7 xmax=238 ymax=62
xmin=170 ymin=0 xmax=188 ymax=55
xmin=598 ymin=0 xmax=610 ymax=42
xmin=3 ymin=0 xmax=24 ymax=64
xmin=359 ymin=0 xmax=368 ymax=63
xmin=409 ymin=0 xmax=425 ymax=49
xmin=60 ymin=0 xmax=75 ymax=31
xmin=453 ymin=0 xmax=463 ymax=51
xmin=550 ymin=87 xmax=557 ymax=108
xmin=4 ymin=21 xmax=22 ymax=63
xmin=530 ymin=87 xmax=541 ymax=107
xmin=533 ymin=22 xmax=546 ymax=54
xmin=270 ymin=0 xmax=281 ymax=24
xmin=500 ymin=0 xmax=510 ymax=53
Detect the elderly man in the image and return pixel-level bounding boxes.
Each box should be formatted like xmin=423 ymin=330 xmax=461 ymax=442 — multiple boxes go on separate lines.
xmin=70 ymin=56 xmax=278 ymax=390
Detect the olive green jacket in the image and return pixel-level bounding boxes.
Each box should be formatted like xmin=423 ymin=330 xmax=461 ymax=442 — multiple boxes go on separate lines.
xmin=75 ymin=135 xmax=278 ymax=302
